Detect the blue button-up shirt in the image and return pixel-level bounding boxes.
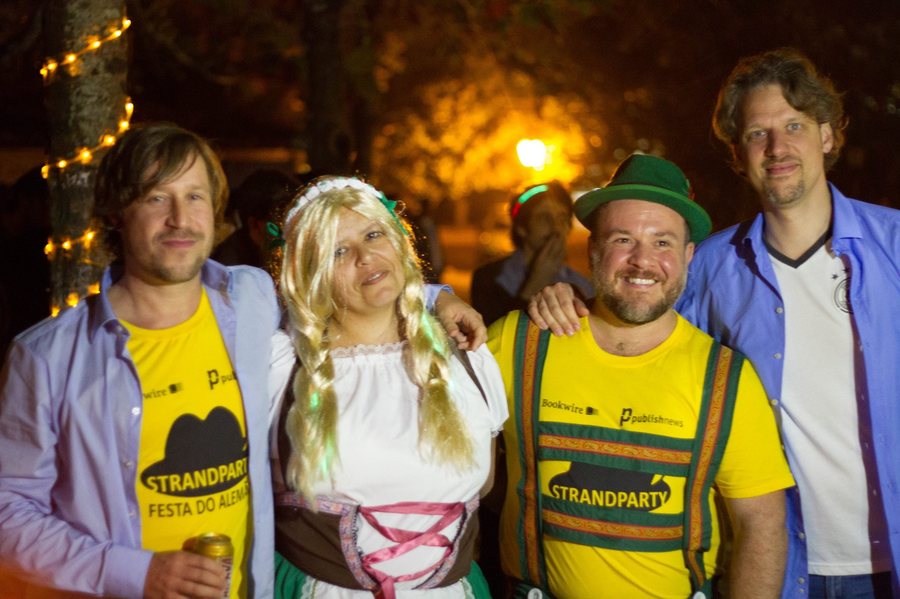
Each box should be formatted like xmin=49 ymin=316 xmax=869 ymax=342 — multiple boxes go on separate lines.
xmin=677 ymin=183 xmax=900 ymax=597
xmin=0 ymin=260 xmax=282 ymax=598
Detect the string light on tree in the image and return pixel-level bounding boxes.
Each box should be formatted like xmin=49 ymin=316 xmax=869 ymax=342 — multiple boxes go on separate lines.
xmin=42 ymin=12 xmax=131 ymax=318
xmin=40 ymin=17 xmax=132 ymax=80
xmin=44 ymin=228 xmax=98 ymax=259
xmin=41 ymin=98 xmax=134 ymax=179
xmin=46 ymin=225 xmax=103 ymax=316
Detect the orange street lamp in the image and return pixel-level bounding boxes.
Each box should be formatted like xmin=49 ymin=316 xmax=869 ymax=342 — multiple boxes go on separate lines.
xmin=517 ymin=138 xmax=547 ymax=171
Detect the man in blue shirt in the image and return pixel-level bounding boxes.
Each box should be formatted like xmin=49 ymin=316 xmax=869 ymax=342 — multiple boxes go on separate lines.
xmin=528 ymin=49 xmax=899 ymax=599
xmin=0 ymin=123 xmax=485 ymax=598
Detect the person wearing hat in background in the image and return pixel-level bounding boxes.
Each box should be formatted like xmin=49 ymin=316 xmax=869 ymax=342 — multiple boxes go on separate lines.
xmin=487 ymin=154 xmax=794 ymax=598
xmin=470 ymin=181 xmax=594 ymax=327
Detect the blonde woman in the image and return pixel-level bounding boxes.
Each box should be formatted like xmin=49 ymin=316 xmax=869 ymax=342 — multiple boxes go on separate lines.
xmin=272 ymin=176 xmax=507 ymax=599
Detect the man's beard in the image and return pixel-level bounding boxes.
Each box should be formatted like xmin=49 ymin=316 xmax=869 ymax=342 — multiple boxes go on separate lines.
xmin=594 ymin=269 xmax=686 ymax=325
xmin=150 ymin=253 xmax=207 ymax=284
xmin=762 ymin=159 xmax=805 ymax=207
xmin=127 ymin=230 xmax=211 ymax=285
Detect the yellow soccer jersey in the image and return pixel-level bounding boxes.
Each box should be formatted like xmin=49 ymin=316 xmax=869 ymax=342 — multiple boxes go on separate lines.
xmin=488 ymin=312 xmax=794 ymax=599
xmin=125 ymin=290 xmax=251 ymax=598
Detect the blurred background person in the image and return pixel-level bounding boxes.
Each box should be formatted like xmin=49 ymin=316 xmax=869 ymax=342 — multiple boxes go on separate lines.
xmin=470 ymin=181 xmax=593 ymax=326
xmin=213 ymin=168 xmax=298 ymax=271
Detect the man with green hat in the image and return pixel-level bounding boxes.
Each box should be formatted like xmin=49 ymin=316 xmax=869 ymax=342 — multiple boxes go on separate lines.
xmin=487 ymin=153 xmax=793 ymax=598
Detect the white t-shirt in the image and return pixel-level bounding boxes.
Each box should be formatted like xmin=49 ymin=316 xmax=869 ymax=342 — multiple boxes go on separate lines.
xmin=771 ymin=239 xmax=889 ymax=575
xmin=297 ymin=342 xmax=508 ymax=598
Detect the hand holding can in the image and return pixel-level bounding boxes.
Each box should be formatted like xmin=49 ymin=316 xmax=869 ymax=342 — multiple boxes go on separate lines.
xmin=190 ymin=533 xmax=233 ymax=598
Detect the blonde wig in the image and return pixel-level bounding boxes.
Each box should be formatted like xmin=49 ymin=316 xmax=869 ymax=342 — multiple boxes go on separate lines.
xmin=280 ymin=176 xmax=474 ymax=498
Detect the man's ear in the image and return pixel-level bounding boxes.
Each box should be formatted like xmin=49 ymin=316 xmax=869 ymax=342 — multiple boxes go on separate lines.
xmin=731 ymin=145 xmax=747 ymax=177
xmin=685 ymin=241 xmax=695 ymax=265
xmin=819 ymin=122 xmax=834 ymax=154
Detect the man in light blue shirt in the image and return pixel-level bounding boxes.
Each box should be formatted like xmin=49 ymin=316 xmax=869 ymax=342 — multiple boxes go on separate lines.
xmin=528 ymin=49 xmax=899 ymax=599
xmin=0 ymin=123 xmax=274 ymax=598
xmin=0 ymin=123 xmax=485 ymax=598
xmin=680 ymin=49 xmax=899 ymax=599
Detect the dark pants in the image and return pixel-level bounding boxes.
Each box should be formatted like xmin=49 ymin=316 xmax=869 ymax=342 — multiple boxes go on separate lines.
xmin=808 ymin=573 xmax=894 ymax=599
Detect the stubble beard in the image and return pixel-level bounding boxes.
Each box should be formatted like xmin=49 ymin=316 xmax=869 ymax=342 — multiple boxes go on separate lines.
xmin=761 ymin=159 xmax=806 ymax=207
xmin=152 ymin=253 xmax=207 ymax=284
xmin=594 ymin=270 xmax=686 ymax=325
xmin=139 ymin=232 xmax=211 ymax=285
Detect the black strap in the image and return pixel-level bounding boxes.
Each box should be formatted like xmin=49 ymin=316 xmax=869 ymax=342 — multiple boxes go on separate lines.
xmin=449 ymin=341 xmax=489 ymax=406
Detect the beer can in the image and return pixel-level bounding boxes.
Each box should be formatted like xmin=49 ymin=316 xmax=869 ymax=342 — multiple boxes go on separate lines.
xmin=192 ymin=533 xmax=233 ymax=598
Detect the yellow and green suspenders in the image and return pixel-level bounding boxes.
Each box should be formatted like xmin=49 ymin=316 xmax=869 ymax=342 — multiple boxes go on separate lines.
xmin=508 ymin=314 xmax=743 ymax=598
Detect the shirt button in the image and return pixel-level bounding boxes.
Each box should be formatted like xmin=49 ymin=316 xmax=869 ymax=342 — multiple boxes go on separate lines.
xmin=774 ymin=353 xmax=782 ymax=360
xmin=131 ymin=407 xmax=141 ymax=416
xmin=123 ymin=460 xmax=134 ymax=468
xmin=798 ymin=577 xmax=806 ymax=584
xmin=798 ymin=532 xmax=806 ymax=540
xmin=775 ymin=307 xmax=784 ymax=314
xmin=770 ymin=398 xmax=779 ymax=407
xmin=128 ymin=508 xmax=136 ymax=518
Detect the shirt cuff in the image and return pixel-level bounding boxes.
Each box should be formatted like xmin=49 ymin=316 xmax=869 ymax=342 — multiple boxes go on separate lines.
xmin=424 ymin=284 xmax=453 ymax=311
xmin=103 ymin=545 xmax=154 ymax=598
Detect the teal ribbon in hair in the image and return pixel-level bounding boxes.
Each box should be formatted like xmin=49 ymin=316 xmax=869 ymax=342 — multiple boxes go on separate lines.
xmin=378 ymin=193 xmax=409 ymax=236
xmin=266 ymin=221 xmax=286 ymax=249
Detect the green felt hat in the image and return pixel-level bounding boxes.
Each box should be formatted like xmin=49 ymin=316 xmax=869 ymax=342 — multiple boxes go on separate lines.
xmin=574 ymin=154 xmax=712 ymax=243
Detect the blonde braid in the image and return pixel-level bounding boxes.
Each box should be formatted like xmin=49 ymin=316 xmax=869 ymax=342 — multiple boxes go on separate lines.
xmin=280 ymin=198 xmax=344 ymax=498
xmin=398 ymin=253 xmax=475 ymax=471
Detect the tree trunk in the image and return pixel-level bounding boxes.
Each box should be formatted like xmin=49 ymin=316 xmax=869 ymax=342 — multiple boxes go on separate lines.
xmin=43 ymin=0 xmax=128 ymax=313
xmin=304 ymin=0 xmax=352 ymax=175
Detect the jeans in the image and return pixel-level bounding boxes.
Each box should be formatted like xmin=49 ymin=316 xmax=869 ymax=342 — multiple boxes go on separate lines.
xmin=808 ymin=572 xmax=894 ymax=599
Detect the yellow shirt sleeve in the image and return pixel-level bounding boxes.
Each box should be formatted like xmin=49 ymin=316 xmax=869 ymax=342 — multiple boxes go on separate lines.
xmin=715 ymin=358 xmax=795 ymax=498
xmin=486 ymin=312 xmax=517 ymax=401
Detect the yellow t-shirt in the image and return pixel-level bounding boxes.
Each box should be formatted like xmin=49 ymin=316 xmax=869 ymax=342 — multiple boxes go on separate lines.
xmin=125 ymin=290 xmax=251 ymax=598
xmin=488 ymin=312 xmax=794 ymax=599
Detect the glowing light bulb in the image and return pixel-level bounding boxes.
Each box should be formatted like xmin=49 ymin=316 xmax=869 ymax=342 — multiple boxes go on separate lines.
xmin=83 ymin=230 xmax=95 ymax=248
xmin=66 ymin=293 xmax=79 ymax=308
xmin=517 ymin=139 xmax=548 ymax=171
xmin=88 ymin=283 xmax=101 ymax=295
xmin=41 ymin=165 xmax=50 ymax=179
xmin=51 ymin=306 xmax=61 ymax=318
xmin=57 ymin=159 xmax=68 ymax=169
xmin=64 ymin=53 xmax=77 ymax=64
xmin=61 ymin=239 xmax=72 ymax=251
xmin=79 ymin=148 xmax=93 ymax=163
xmin=119 ymin=120 xmax=129 ymax=131
xmin=44 ymin=241 xmax=55 ymax=255
xmin=102 ymin=134 xmax=116 ymax=146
